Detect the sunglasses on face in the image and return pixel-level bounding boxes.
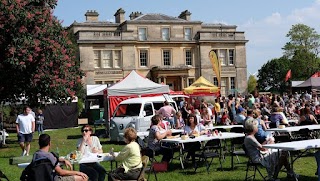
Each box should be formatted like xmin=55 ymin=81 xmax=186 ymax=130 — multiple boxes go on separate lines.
xmin=83 ymin=129 xmax=90 ymax=133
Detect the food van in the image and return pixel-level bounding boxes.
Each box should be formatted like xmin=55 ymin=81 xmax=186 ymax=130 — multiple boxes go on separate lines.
xmin=109 ymin=95 xmax=183 ymax=142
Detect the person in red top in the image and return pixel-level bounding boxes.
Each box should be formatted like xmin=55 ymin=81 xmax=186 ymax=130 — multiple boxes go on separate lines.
xmin=315 ymin=105 xmax=320 ymax=121
xmin=220 ymin=111 xmax=230 ymax=125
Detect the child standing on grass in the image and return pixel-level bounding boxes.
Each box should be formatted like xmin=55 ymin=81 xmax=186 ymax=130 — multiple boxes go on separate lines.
xmin=36 ymin=109 xmax=44 ymax=136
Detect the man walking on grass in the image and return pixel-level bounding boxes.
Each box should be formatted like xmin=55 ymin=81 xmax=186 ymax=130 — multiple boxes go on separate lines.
xmin=16 ymin=106 xmax=35 ymax=156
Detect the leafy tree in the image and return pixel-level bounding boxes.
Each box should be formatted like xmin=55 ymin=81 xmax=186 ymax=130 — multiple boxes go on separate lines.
xmin=247 ymin=75 xmax=257 ymax=94
xmin=257 ymin=56 xmax=290 ymax=92
xmin=283 ymin=24 xmax=320 ymax=57
xmin=291 ymin=50 xmax=319 ymax=80
xmin=283 ymin=24 xmax=320 ymax=80
xmin=0 ymin=0 xmax=84 ymax=106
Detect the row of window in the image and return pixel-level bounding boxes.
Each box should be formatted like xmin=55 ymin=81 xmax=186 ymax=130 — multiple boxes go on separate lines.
xmin=138 ymin=27 xmax=192 ymax=41
xmin=213 ymin=77 xmax=235 ymax=89
xmin=140 ymin=49 xmax=193 ymax=67
xmin=93 ymin=49 xmax=235 ymax=68
xmin=94 ymin=50 xmax=121 ymax=68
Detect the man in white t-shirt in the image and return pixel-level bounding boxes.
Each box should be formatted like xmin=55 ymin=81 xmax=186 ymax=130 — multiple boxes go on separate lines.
xmin=16 ymin=106 xmax=35 ymax=156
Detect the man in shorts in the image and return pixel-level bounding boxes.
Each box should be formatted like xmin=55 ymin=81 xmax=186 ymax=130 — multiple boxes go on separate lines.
xmin=34 ymin=134 xmax=88 ymax=181
xmin=16 ymin=106 xmax=35 ymax=156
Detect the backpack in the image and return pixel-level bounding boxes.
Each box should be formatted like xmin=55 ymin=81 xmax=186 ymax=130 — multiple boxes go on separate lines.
xmin=20 ymin=152 xmax=58 ymax=181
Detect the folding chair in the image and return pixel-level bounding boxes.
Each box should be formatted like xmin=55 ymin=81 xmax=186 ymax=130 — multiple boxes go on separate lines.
xmin=0 ymin=169 xmax=9 ymax=181
xmin=194 ymin=139 xmax=220 ymax=173
xmin=292 ymin=128 xmax=312 ymax=141
xmin=141 ymin=148 xmax=158 ymax=181
xmin=115 ymin=156 xmax=149 ymax=181
xmin=230 ymin=127 xmax=246 ymax=169
xmin=243 ymin=145 xmax=267 ymax=181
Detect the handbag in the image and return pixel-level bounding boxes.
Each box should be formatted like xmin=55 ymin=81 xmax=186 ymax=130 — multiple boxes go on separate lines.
xmin=153 ymin=161 xmax=167 ymax=172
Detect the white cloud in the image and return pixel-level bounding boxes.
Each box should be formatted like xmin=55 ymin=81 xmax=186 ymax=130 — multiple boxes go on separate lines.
xmin=238 ymin=1 xmax=320 ymax=76
xmin=264 ymin=12 xmax=282 ymax=25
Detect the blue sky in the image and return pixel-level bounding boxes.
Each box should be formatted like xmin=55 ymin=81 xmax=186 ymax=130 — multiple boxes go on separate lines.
xmin=54 ymin=0 xmax=320 ymax=76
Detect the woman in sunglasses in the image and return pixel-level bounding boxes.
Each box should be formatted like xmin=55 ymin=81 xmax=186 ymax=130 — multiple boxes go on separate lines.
xmin=77 ymin=125 xmax=106 ymax=181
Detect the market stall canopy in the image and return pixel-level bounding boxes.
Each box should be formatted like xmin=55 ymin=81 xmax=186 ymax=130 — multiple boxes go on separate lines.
xmin=295 ymin=77 xmax=320 ymax=89
xmin=183 ymin=76 xmax=220 ymax=96
xmin=107 ymin=70 xmax=170 ymax=96
xmin=87 ymin=84 xmax=109 ymax=96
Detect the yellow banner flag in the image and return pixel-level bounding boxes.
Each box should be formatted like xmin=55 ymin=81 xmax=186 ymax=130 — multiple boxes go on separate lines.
xmin=209 ymin=50 xmax=221 ymax=87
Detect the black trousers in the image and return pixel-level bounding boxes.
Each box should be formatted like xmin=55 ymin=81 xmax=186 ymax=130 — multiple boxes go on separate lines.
xmin=108 ymin=167 xmax=142 ymax=181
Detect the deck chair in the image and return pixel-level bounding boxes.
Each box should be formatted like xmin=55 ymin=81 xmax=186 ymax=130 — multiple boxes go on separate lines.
xmin=194 ymin=139 xmax=220 ymax=173
xmin=243 ymin=144 xmax=267 ymax=181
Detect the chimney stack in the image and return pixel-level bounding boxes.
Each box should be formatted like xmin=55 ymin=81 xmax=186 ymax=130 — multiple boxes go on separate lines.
xmin=129 ymin=11 xmax=143 ymax=20
xmin=85 ymin=10 xmax=99 ymax=22
xmin=114 ymin=8 xmax=125 ymax=23
xmin=179 ymin=10 xmax=191 ymax=21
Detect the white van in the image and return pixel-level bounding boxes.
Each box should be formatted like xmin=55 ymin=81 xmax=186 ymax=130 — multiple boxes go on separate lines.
xmin=109 ymin=95 xmax=185 ymax=142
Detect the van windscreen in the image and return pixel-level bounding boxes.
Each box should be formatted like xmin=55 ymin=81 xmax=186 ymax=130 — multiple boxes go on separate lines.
xmin=113 ymin=103 xmax=141 ymax=117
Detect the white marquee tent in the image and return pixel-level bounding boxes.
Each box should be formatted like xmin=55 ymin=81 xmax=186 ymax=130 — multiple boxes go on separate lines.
xmin=107 ymin=70 xmax=170 ymax=96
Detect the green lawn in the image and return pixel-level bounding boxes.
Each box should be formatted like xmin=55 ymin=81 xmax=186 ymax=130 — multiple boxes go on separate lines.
xmin=0 ymin=127 xmax=319 ymax=181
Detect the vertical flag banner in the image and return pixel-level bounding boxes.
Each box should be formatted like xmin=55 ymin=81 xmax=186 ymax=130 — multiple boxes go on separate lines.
xmin=209 ymin=50 xmax=221 ymax=87
xmin=285 ymin=69 xmax=291 ymax=82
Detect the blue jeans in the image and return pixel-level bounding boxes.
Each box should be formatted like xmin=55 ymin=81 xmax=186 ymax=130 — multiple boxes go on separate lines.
xmin=37 ymin=124 xmax=43 ymax=135
xmin=80 ymin=163 xmax=106 ymax=181
xmin=315 ymin=150 xmax=320 ymax=181
xmin=165 ymin=118 xmax=175 ymax=129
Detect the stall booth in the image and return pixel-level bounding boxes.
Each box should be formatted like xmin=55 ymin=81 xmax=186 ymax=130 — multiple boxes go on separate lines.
xmin=183 ymin=76 xmax=220 ymax=117
xmin=183 ymin=76 xmax=220 ymax=97
xmin=105 ymin=70 xmax=170 ymax=140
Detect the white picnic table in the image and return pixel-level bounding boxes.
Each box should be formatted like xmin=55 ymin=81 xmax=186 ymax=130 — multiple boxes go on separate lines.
xmin=18 ymin=152 xmax=118 ymax=168
xmin=120 ymin=129 xmax=184 ymax=138
xmin=267 ymin=124 xmax=320 ymax=132
xmin=161 ymin=132 xmax=245 ymax=169
xmin=263 ymin=139 xmax=320 ymax=181
xmin=205 ymin=125 xmax=243 ymax=130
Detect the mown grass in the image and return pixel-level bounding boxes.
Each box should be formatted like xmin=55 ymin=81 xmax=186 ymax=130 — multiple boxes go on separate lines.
xmin=0 ymin=127 xmax=318 ymax=181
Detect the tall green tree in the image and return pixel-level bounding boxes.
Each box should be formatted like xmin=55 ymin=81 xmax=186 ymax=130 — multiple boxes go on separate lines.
xmin=283 ymin=24 xmax=320 ymax=57
xmin=0 ymin=0 xmax=84 ymax=105
xmin=283 ymin=24 xmax=320 ymax=80
xmin=247 ymin=75 xmax=257 ymax=94
xmin=257 ymin=56 xmax=290 ymax=92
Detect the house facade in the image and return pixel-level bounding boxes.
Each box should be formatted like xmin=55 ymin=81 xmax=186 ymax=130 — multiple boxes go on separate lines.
xmin=69 ymin=9 xmax=248 ymax=96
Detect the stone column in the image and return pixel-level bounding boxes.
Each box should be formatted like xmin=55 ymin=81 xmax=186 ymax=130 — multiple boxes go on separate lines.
xmin=163 ymin=77 xmax=166 ymax=84
xmin=158 ymin=77 xmax=162 ymax=84
xmin=180 ymin=76 xmax=185 ymax=89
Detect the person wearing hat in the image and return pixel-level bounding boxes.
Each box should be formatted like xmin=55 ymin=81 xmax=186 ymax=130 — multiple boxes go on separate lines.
xmin=235 ymin=107 xmax=246 ymax=125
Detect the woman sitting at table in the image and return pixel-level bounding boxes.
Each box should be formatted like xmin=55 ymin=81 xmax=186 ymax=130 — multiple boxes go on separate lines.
xmin=147 ymin=115 xmax=173 ymax=163
xmin=184 ymin=114 xmax=206 ymax=166
xmin=244 ymin=118 xmax=295 ymax=180
xmin=108 ymin=128 xmax=143 ymax=181
xmin=269 ymin=102 xmax=289 ymax=128
xmin=184 ymin=113 xmax=206 ymax=136
xmin=77 ymin=125 xmax=106 ymax=181
xmin=299 ymin=106 xmax=318 ymax=125
xmin=253 ymin=110 xmax=273 ymax=144
xmin=175 ymin=111 xmax=185 ymax=129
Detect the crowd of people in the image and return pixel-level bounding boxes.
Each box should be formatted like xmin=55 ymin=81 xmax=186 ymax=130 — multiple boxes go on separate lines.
xmin=147 ymin=92 xmax=320 ymax=180
xmin=17 ymin=91 xmax=320 ymax=180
